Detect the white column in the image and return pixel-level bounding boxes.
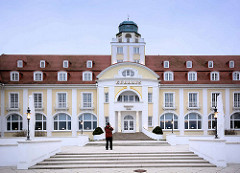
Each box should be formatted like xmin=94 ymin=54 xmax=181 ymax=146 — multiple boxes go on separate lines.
xmin=109 ymin=87 xmax=115 ymax=132
xmin=203 ymin=89 xmax=208 ymax=135
xmin=28 ymin=95 xmax=35 ymax=139
xmin=47 ymin=89 xmax=52 ymax=137
xmin=98 ymin=87 xmax=105 ymax=129
xmin=153 ymin=86 xmax=159 ymax=127
xmin=142 ymin=86 xmax=148 ymax=129
xmin=136 ymin=111 xmax=139 ymax=132
xmin=225 ymin=89 xmax=230 ymax=129
xmin=72 ymin=89 xmax=77 ymax=137
xmin=1 ymin=88 xmax=5 ymax=137
xmin=118 ymin=111 xmax=121 ymax=132
xmin=22 ymin=89 xmax=28 ymax=131
xmin=179 ymin=88 xmax=184 ymax=135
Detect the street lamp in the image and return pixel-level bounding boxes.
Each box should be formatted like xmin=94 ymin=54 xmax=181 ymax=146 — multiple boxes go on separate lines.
xmin=213 ymin=106 xmax=218 ymax=139
xmin=26 ymin=107 xmax=31 ymax=140
xmin=171 ymin=119 xmax=173 ymax=134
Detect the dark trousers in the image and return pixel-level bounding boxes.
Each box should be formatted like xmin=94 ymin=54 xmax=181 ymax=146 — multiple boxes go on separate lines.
xmin=106 ymin=137 xmax=112 ymax=150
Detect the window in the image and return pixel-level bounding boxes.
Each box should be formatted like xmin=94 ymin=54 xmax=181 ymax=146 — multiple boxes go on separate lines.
xmin=211 ymin=93 xmax=220 ymax=108
xmin=34 ymin=93 xmax=43 ymax=109
xmin=184 ymin=113 xmax=202 ymax=129
xmin=230 ymin=113 xmax=240 ymax=129
xmin=164 ymin=93 xmax=174 ymax=107
xmin=164 ymin=61 xmax=169 ymax=68
xmin=82 ymin=93 xmax=93 ymax=108
xmin=188 ymin=93 xmax=198 ymax=107
xmin=63 ymin=60 xmax=69 ymax=68
xmin=9 ymin=93 xmax=18 ymax=108
xmin=148 ymin=117 xmax=153 ymax=127
xmin=229 ymin=61 xmax=234 ymax=68
xmin=87 ymin=60 xmax=93 ymax=68
xmin=117 ymin=47 xmax=123 ymax=54
xmin=134 ymin=59 xmax=140 ymax=63
xmin=40 ymin=60 xmax=45 ymax=68
xmin=57 ymin=93 xmax=67 ymax=108
xmin=188 ymin=72 xmax=197 ymax=81
xmin=82 ymin=71 xmax=92 ymax=81
xmin=208 ymin=114 xmax=216 ymax=129
xmin=210 ymin=72 xmax=220 ymax=81
xmin=148 ymin=93 xmax=152 ymax=103
xmin=17 ymin=60 xmax=23 ymax=68
xmin=186 ymin=61 xmax=192 ymax=68
xmin=10 ymin=71 xmax=19 ymax=81
xmin=208 ymin=61 xmax=213 ymax=68
xmin=34 ymin=71 xmax=43 ymax=81
xmin=79 ymin=113 xmax=97 ymax=131
xmin=160 ymin=113 xmax=178 ymax=129
xmin=122 ymin=69 xmax=134 ymax=77
xmin=234 ymin=93 xmax=240 ymax=108
xmin=35 ymin=113 xmax=46 ymax=130
xmin=117 ymin=60 xmax=123 ymax=63
xmin=54 ymin=113 xmax=71 ymax=130
xmin=164 ymin=72 xmax=174 ymax=81
xmin=233 ymin=71 xmax=240 ymax=81
xmin=7 ymin=114 xmax=22 ymax=131
xmin=105 ymin=92 xmax=109 ymax=103
xmin=58 ymin=71 xmax=67 ymax=81
xmin=134 ymin=47 xmax=140 ymax=54
xmin=117 ymin=91 xmax=139 ymax=103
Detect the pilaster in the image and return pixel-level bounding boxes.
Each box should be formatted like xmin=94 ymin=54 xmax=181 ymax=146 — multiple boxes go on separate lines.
xmin=153 ymin=86 xmax=159 ymax=127
xmin=225 ymin=88 xmax=230 ymax=129
xmin=22 ymin=89 xmax=28 ymax=131
xmin=98 ymin=87 xmax=105 ymax=129
xmin=203 ymin=89 xmax=208 ymax=135
xmin=1 ymin=88 xmax=5 ymax=137
xmin=47 ymin=89 xmax=52 ymax=137
xmin=72 ymin=89 xmax=77 ymax=137
xmin=179 ymin=88 xmax=184 ymax=135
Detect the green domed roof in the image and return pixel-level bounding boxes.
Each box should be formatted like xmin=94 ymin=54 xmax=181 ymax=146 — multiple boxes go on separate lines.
xmin=117 ymin=21 xmax=140 ymax=35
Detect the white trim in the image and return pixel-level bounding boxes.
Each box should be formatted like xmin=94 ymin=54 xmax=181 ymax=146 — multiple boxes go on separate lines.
xmin=57 ymin=71 xmax=68 ymax=81
xmin=229 ymin=60 xmax=234 ymax=68
xmin=164 ymin=71 xmax=174 ymax=81
xmin=188 ymin=71 xmax=197 ymax=81
xmin=17 ymin=60 xmax=23 ymax=68
xmin=187 ymin=92 xmax=199 ymax=109
xmin=81 ymin=92 xmax=93 ymax=109
xmin=82 ymin=71 xmax=92 ymax=81
xmin=8 ymin=92 xmax=19 ymax=110
xmin=232 ymin=71 xmax=240 ymax=81
xmin=86 ymin=60 xmax=93 ymax=68
xmin=56 ymin=92 xmax=68 ymax=110
xmin=208 ymin=61 xmax=213 ymax=68
xmin=32 ymin=92 xmax=43 ymax=110
xmin=184 ymin=112 xmax=202 ymax=130
xmin=186 ymin=61 xmax=192 ymax=68
xmin=164 ymin=61 xmax=169 ymax=68
xmin=63 ymin=60 xmax=69 ymax=68
xmin=233 ymin=92 xmax=240 ymax=109
xmin=210 ymin=92 xmax=221 ymax=108
xmin=33 ymin=71 xmax=43 ymax=81
xmin=40 ymin=60 xmax=45 ymax=68
xmin=163 ymin=92 xmax=175 ymax=109
xmin=47 ymin=89 xmax=52 ymax=137
xmin=210 ymin=71 xmax=220 ymax=81
xmin=10 ymin=71 xmax=19 ymax=81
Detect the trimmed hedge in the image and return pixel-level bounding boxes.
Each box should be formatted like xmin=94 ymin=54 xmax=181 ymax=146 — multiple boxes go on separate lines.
xmin=92 ymin=127 xmax=104 ymax=135
xmin=152 ymin=126 xmax=163 ymax=135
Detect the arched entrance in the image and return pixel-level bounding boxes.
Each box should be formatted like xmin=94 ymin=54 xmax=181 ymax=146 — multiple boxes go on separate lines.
xmin=123 ymin=115 xmax=135 ymax=133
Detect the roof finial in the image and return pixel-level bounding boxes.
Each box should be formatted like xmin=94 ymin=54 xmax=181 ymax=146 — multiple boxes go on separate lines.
xmin=127 ymin=14 xmax=130 ymax=21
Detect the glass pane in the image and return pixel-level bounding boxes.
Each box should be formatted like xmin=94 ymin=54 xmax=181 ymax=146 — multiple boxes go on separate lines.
xmin=43 ymin=122 xmax=46 ymax=130
xmin=165 ymin=121 xmax=172 ymax=129
xmin=59 ymin=114 xmax=66 ymax=120
xmin=54 ymin=122 xmax=58 ymax=130
xmin=160 ymin=121 xmax=164 ymax=129
xmin=185 ymin=121 xmax=188 ymax=129
xmin=92 ymin=115 xmax=97 ymax=120
xmin=84 ymin=122 xmax=91 ymax=130
xmin=84 ymin=114 xmax=91 ymax=120
xmin=93 ymin=121 xmax=97 ymax=129
xmin=7 ymin=122 xmax=10 ymax=130
xmin=67 ymin=116 xmax=71 ymax=120
xmin=230 ymin=121 xmax=233 ymax=129
xmin=174 ymin=121 xmax=178 ymax=129
xmin=36 ymin=114 xmax=42 ymax=120
xmin=234 ymin=113 xmax=240 ymax=119
xmin=130 ymin=121 xmax=134 ymax=130
xmin=35 ymin=122 xmax=42 ymax=130
xmin=234 ymin=121 xmax=240 ymax=129
xmin=79 ymin=115 xmax=83 ymax=121
xmin=59 ymin=122 xmax=66 ymax=130
xmin=12 ymin=122 xmax=18 ymax=130
xmin=20 ymin=122 xmax=22 ymax=130
xmin=165 ymin=113 xmax=173 ymax=120
xmin=198 ymin=121 xmax=202 ymax=129
xmin=208 ymin=120 xmax=211 ymax=129
xmin=189 ymin=121 xmax=196 ymax=129
xmin=79 ymin=122 xmax=83 ymax=130
xmin=68 ymin=122 xmax=71 ymax=130
xmin=124 ymin=121 xmax=128 ymax=130
xmin=189 ymin=113 xmax=196 ymax=120
xmin=12 ymin=114 xmax=18 ymax=120
xmin=54 ymin=116 xmax=58 ymax=120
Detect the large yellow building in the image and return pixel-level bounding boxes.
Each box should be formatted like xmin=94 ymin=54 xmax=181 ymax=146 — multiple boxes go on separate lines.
xmin=0 ymin=21 xmax=240 ymax=138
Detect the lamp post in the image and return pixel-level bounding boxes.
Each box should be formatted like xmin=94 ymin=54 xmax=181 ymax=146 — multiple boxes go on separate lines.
xmin=26 ymin=107 xmax=31 ymax=140
xmin=213 ymin=106 xmax=218 ymax=139
xmin=171 ymin=119 xmax=173 ymax=134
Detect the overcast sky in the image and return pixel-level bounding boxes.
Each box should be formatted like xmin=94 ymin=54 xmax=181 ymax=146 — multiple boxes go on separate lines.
xmin=0 ymin=0 xmax=240 ymax=55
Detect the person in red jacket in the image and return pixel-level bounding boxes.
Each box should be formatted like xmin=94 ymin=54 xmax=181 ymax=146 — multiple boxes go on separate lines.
xmin=104 ymin=122 xmax=114 ymax=150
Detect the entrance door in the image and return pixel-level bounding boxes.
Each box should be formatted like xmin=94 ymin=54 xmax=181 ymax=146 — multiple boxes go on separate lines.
xmin=123 ymin=115 xmax=135 ymax=133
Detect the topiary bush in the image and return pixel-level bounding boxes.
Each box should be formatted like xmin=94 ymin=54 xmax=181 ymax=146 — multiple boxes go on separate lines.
xmin=152 ymin=126 xmax=163 ymax=135
xmin=92 ymin=127 xmax=104 ymax=135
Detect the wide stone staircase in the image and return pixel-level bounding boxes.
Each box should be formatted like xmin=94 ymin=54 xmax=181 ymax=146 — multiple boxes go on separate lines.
xmin=30 ymin=151 xmax=215 ymax=169
xmin=113 ymin=132 xmax=154 ymax=140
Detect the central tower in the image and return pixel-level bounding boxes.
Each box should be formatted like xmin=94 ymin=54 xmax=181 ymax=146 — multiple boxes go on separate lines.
xmin=111 ymin=21 xmax=146 ymax=65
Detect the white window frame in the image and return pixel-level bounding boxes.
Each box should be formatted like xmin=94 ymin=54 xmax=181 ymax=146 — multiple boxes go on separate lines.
xmin=148 ymin=117 xmax=153 ymax=127
xmin=233 ymin=92 xmax=240 ymax=108
xmin=164 ymin=71 xmax=174 ymax=81
xmin=230 ymin=113 xmax=240 ymax=129
xmin=133 ymin=47 xmax=140 ymax=54
xmin=148 ymin=93 xmax=152 ymax=103
xmin=56 ymin=92 xmax=67 ymax=109
xmin=186 ymin=61 xmax=192 ymax=68
xmin=82 ymin=92 xmax=93 ymax=108
xmin=82 ymin=71 xmax=92 ymax=81
xmin=122 ymin=69 xmax=134 ymax=77
xmin=63 ymin=60 xmax=69 ymax=68
xmin=184 ymin=113 xmax=202 ymax=130
xmin=7 ymin=114 xmax=23 ymax=131
xmin=208 ymin=114 xmax=216 ymax=130
xmin=188 ymin=92 xmax=199 ymax=108
xmin=54 ymin=113 xmax=71 ymax=131
xmin=164 ymin=92 xmax=175 ymax=108
xmin=58 ymin=71 xmax=68 ymax=81
xmin=164 ymin=61 xmax=169 ymax=68
xmin=86 ymin=60 xmax=93 ymax=68
xmin=35 ymin=113 xmax=46 ymax=131
xmin=188 ymin=72 xmax=197 ymax=81
xmin=229 ymin=61 xmax=234 ymax=68
xmin=17 ymin=60 xmax=23 ymax=68
xmin=117 ymin=47 xmax=123 ymax=54
xmin=79 ymin=113 xmax=97 ymax=131
xmin=10 ymin=71 xmax=19 ymax=81
xmin=105 ymin=92 xmax=109 ymax=103
xmin=9 ymin=92 xmax=19 ymax=109
xmin=33 ymin=71 xmax=43 ymax=81
xmin=211 ymin=92 xmax=220 ymax=108
xmin=210 ymin=71 xmax=220 ymax=81
xmin=160 ymin=113 xmax=178 ymax=130
xmin=208 ymin=61 xmax=213 ymax=68
xmin=40 ymin=60 xmax=45 ymax=68
xmin=33 ymin=92 xmax=43 ymax=109
xmin=233 ymin=71 xmax=240 ymax=81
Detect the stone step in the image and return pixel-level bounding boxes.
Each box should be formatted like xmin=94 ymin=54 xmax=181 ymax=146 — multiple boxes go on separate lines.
xmin=86 ymin=141 xmax=169 ymax=146
xmin=112 ymin=132 xmax=155 ymax=141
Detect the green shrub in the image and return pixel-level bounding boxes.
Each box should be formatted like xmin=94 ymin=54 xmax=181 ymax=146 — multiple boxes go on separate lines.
xmin=92 ymin=127 xmax=104 ymax=135
xmin=152 ymin=126 xmax=163 ymax=135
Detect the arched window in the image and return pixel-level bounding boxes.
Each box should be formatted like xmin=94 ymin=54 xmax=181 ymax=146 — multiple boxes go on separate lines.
xmin=54 ymin=113 xmax=71 ymax=130
xmin=35 ymin=113 xmax=46 ymax=130
xmin=208 ymin=114 xmax=216 ymax=129
xmin=210 ymin=71 xmax=220 ymax=81
xmin=7 ymin=114 xmax=22 ymax=131
xmin=184 ymin=113 xmax=202 ymax=129
xmin=230 ymin=113 xmax=240 ymax=129
xmin=79 ymin=113 xmax=97 ymax=130
xmin=122 ymin=69 xmax=134 ymax=77
xmin=117 ymin=91 xmax=140 ymax=103
xmin=164 ymin=71 xmax=174 ymax=81
xmin=233 ymin=71 xmax=240 ymax=81
xmin=160 ymin=113 xmax=178 ymax=129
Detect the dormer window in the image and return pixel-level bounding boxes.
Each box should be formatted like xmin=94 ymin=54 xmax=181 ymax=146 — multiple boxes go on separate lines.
xmin=40 ymin=60 xmax=45 ymax=68
xmin=10 ymin=71 xmax=19 ymax=81
xmin=233 ymin=71 xmax=240 ymax=81
xmin=164 ymin=61 xmax=169 ymax=68
xmin=164 ymin=71 xmax=174 ymax=81
xmin=87 ymin=60 xmax=93 ymax=68
xmin=186 ymin=61 xmax=192 ymax=68
xmin=34 ymin=71 xmax=43 ymax=81
xmin=117 ymin=47 xmax=123 ymax=54
xmin=122 ymin=69 xmax=134 ymax=77
xmin=229 ymin=61 xmax=234 ymax=68
xmin=58 ymin=71 xmax=67 ymax=81
xmin=134 ymin=47 xmax=140 ymax=54
xmin=83 ymin=71 xmax=92 ymax=81
xmin=208 ymin=61 xmax=213 ymax=68
xmin=63 ymin=60 xmax=69 ymax=68
xmin=188 ymin=72 xmax=197 ymax=81
xmin=17 ymin=60 xmax=23 ymax=68
xmin=210 ymin=72 xmax=220 ymax=81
